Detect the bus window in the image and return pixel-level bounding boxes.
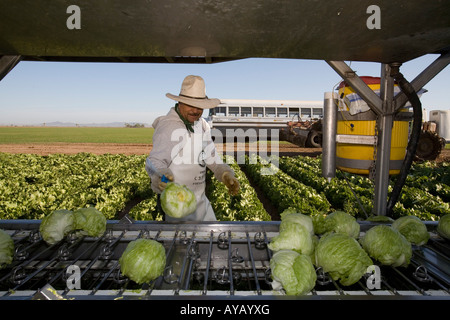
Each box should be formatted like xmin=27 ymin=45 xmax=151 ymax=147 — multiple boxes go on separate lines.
xmin=229 ymin=106 xmax=240 ymax=116
xmin=277 ymin=107 xmax=288 ymax=117
xmin=313 ymin=108 xmax=323 ymax=118
xmin=253 ymin=107 xmax=264 ymax=117
xmin=241 ymin=106 xmax=252 ymax=117
xmin=265 ymin=107 xmax=276 ymax=117
xmin=214 ymin=106 xmax=226 ymax=116
xmin=301 ymin=108 xmax=312 ymax=118
xmin=288 ymin=107 xmax=299 ymax=117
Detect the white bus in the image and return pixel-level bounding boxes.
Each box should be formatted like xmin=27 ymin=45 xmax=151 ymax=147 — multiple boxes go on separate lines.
xmin=206 ymin=99 xmax=323 ymax=135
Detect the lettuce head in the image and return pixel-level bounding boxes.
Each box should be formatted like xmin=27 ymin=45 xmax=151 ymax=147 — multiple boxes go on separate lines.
xmin=39 ymin=209 xmax=75 ymax=245
xmin=315 ymin=233 xmax=373 ymax=286
xmin=270 ymin=250 xmax=317 ymax=295
xmin=280 ymin=209 xmax=314 ymax=235
xmin=392 ymin=216 xmax=429 ymax=246
xmin=268 ymin=223 xmax=315 ymax=256
xmin=73 ymin=207 xmax=107 ymax=237
xmin=360 ymin=225 xmax=412 ymax=267
xmin=322 ymin=211 xmax=360 ymax=238
xmin=437 ymin=214 xmax=450 ymax=240
xmin=161 ymin=182 xmax=197 ymax=218
xmin=119 ymin=238 xmax=166 ymax=284
xmin=0 ymin=229 xmax=14 ymax=268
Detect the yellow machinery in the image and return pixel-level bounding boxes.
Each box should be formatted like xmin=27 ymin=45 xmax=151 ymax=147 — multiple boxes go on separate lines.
xmin=335 ymin=77 xmax=410 ymax=175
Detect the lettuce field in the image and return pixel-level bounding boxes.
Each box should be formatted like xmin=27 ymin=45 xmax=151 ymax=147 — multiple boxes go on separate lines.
xmin=0 ymin=152 xmax=449 ymax=222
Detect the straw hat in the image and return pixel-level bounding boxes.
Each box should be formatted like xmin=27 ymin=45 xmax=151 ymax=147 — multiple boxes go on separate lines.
xmin=166 ymin=75 xmax=220 ymax=109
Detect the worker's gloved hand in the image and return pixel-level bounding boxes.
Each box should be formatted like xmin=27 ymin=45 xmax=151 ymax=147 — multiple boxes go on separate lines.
xmin=151 ymin=168 xmax=174 ymax=193
xmin=222 ymin=171 xmax=240 ymax=196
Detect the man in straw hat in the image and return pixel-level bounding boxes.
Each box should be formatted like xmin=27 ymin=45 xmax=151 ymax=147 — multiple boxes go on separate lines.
xmin=145 ymin=75 xmax=240 ymax=221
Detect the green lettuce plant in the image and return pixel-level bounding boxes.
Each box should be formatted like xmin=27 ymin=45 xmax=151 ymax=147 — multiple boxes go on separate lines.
xmin=39 ymin=209 xmax=75 ymax=245
xmin=437 ymin=214 xmax=450 ymax=240
xmin=360 ymin=225 xmax=412 ymax=267
xmin=315 ymin=233 xmax=373 ymax=286
xmin=161 ymin=182 xmax=197 ymax=218
xmin=270 ymin=249 xmax=317 ymax=295
xmin=119 ymin=239 xmax=166 ymax=284
xmin=392 ymin=215 xmax=429 ymax=246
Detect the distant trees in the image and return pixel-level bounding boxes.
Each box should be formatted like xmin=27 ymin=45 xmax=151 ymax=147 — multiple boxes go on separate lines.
xmin=125 ymin=123 xmax=145 ymax=128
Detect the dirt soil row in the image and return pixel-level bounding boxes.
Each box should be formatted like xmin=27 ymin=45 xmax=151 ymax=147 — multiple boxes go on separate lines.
xmin=0 ymin=142 xmax=324 ymax=158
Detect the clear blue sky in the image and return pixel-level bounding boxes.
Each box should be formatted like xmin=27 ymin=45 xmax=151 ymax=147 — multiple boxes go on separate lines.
xmin=0 ymin=54 xmax=449 ymax=125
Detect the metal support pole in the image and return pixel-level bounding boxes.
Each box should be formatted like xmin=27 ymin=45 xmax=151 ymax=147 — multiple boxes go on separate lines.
xmin=372 ymin=64 xmax=395 ymax=216
xmin=322 ymin=92 xmax=338 ymax=182
xmin=326 ymin=60 xmax=382 ymax=115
